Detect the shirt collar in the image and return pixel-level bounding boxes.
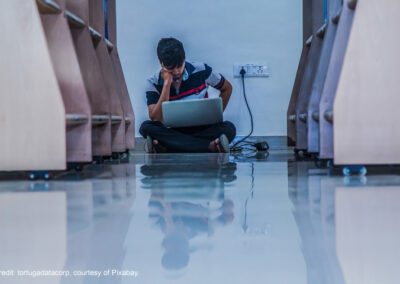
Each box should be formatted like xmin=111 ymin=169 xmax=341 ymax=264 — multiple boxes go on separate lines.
xmin=182 ymin=67 xmax=189 ymax=81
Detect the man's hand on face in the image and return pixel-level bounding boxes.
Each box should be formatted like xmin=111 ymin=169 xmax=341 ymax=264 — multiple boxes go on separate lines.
xmin=161 ymin=68 xmax=173 ymax=86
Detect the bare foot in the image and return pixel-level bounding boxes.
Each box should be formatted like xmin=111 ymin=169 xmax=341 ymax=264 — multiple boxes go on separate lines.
xmin=208 ymin=138 xmax=224 ymax=153
xmin=153 ymin=140 xmax=167 ymax=153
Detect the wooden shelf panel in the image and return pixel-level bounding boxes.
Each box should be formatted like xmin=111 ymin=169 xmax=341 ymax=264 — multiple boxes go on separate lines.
xmin=36 ymin=0 xmax=62 ymax=14
xmin=65 ymin=0 xmax=89 ymax=23
xmin=94 ymin=40 xmax=125 ymax=152
xmin=287 ymin=0 xmax=325 ymax=148
xmin=333 ymin=0 xmax=400 ymax=164
xmin=106 ymin=0 xmax=117 ymax=45
xmin=293 ymin=0 xmax=327 ymax=151
xmin=89 ymin=0 xmax=117 ymax=45
xmin=39 ymin=8 xmax=92 ymax=163
xmin=319 ymin=0 xmax=353 ymax=159
xmin=68 ymin=24 xmax=112 ymax=156
xmin=295 ymin=34 xmax=324 ymax=150
xmin=110 ymin=48 xmax=136 ymax=150
xmin=287 ymin=46 xmax=310 ymax=147
xmin=306 ymin=0 xmax=342 ymax=153
xmin=1 ymin=0 xmax=66 ymax=171
xmin=89 ymin=0 xmax=105 ymax=35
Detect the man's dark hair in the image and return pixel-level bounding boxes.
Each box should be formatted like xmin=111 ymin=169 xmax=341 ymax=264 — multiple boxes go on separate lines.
xmin=157 ymin=37 xmax=185 ymax=69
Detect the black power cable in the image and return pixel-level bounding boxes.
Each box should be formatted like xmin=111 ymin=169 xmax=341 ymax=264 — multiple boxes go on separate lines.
xmin=230 ymin=68 xmax=270 ymax=153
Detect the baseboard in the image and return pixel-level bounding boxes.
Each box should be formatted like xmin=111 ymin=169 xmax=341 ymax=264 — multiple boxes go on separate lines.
xmin=231 ymin=136 xmax=289 ymax=150
xmin=134 ymin=136 xmax=289 ymax=151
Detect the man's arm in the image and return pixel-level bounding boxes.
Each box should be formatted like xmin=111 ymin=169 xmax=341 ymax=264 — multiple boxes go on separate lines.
xmin=148 ymin=70 xmax=173 ymax=121
xmin=219 ymin=79 xmax=233 ymax=111
xmin=203 ymin=64 xmax=233 ymax=111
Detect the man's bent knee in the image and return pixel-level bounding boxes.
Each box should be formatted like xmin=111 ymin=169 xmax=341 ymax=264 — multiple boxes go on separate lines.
xmin=139 ymin=120 xmax=163 ymax=138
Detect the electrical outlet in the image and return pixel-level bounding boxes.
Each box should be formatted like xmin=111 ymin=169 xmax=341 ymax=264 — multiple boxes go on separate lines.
xmin=233 ymin=64 xmax=270 ymax=77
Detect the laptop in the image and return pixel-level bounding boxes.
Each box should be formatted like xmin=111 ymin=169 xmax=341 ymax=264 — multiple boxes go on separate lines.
xmin=162 ymin=97 xmax=223 ymax=128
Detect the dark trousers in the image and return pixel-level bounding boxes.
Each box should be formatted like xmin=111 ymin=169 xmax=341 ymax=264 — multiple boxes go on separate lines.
xmin=139 ymin=120 xmax=236 ymax=153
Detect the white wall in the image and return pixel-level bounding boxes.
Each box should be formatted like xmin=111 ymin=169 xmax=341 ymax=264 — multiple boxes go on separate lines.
xmin=117 ymin=0 xmax=302 ymax=137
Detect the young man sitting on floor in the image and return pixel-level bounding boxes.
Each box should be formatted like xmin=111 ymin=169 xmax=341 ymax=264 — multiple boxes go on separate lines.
xmin=139 ymin=37 xmax=236 ymax=153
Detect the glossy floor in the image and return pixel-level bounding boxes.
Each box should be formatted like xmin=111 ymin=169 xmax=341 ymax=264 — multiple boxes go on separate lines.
xmin=0 ymin=151 xmax=400 ymax=284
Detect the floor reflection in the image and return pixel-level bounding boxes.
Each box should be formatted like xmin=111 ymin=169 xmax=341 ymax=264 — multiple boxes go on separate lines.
xmin=0 ymin=162 xmax=136 ymax=284
xmin=129 ymin=155 xmax=304 ymax=283
xmin=335 ymin=186 xmax=400 ymax=284
xmin=139 ymin=154 xmax=236 ymax=271
xmin=62 ymin=163 xmax=136 ymax=284
xmin=0 ymin=154 xmax=399 ymax=284
xmin=288 ymin=160 xmax=400 ymax=284
xmin=0 ymin=191 xmax=67 ymax=284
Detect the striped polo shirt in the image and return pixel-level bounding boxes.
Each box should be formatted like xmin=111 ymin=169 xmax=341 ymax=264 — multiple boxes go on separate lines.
xmin=145 ymin=61 xmax=226 ymax=106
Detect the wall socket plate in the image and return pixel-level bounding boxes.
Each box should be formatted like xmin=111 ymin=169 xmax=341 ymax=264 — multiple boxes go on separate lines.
xmin=233 ymin=64 xmax=270 ymax=77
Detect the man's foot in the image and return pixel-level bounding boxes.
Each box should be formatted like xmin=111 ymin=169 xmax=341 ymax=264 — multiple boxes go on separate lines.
xmin=153 ymin=140 xmax=167 ymax=153
xmin=208 ymin=134 xmax=230 ymax=153
xmin=144 ymin=136 xmax=167 ymax=153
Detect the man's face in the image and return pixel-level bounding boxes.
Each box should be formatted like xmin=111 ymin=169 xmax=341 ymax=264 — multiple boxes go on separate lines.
xmin=161 ymin=61 xmax=186 ymax=81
